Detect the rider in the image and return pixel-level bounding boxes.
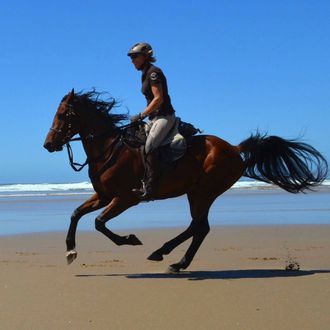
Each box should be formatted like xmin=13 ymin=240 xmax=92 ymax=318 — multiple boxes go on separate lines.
xmin=128 ymin=42 xmax=176 ymax=200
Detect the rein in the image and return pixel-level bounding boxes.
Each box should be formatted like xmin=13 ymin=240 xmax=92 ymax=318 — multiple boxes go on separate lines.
xmin=65 ymin=133 xmax=95 ymax=171
xmin=66 ymin=143 xmax=89 ymax=172
xmin=65 ymin=122 xmax=134 ymax=172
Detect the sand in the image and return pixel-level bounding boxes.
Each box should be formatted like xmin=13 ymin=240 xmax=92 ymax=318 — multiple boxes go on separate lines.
xmin=1 ymin=225 xmax=330 ymax=330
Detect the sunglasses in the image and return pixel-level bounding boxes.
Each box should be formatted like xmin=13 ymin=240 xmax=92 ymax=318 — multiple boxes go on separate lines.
xmin=130 ymin=54 xmax=141 ymax=59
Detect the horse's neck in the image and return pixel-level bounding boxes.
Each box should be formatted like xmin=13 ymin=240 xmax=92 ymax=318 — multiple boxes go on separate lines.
xmin=78 ymin=119 xmax=115 ymax=155
xmin=81 ymin=132 xmax=118 ymax=160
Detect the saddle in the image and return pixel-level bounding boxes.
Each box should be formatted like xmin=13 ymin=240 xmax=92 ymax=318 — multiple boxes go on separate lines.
xmin=122 ymin=118 xmax=201 ymax=163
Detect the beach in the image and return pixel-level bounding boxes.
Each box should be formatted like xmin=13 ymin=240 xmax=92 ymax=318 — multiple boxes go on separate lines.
xmin=1 ymin=226 xmax=330 ymax=330
xmin=1 ymin=185 xmax=330 ymax=329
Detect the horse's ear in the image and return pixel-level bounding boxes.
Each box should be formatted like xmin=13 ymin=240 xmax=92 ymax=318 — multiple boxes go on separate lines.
xmin=67 ymin=88 xmax=75 ymax=101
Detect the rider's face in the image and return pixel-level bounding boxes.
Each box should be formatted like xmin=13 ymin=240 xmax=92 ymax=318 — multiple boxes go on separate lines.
xmin=130 ymin=54 xmax=147 ymax=70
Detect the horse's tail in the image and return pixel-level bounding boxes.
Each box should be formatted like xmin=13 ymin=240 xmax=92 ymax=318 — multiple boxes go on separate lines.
xmin=238 ymin=132 xmax=328 ymax=193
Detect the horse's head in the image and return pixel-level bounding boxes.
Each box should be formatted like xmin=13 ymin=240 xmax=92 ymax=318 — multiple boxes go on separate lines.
xmin=44 ymin=89 xmax=127 ymax=153
xmin=44 ymin=89 xmax=80 ymax=152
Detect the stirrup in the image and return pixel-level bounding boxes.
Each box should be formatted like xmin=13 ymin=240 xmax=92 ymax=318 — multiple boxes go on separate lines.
xmin=132 ymin=188 xmax=153 ymax=201
xmin=132 ymin=182 xmax=153 ymax=201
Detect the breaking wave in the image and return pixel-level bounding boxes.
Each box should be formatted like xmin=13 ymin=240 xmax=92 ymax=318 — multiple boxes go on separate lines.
xmin=0 ymin=180 xmax=329 ymax=197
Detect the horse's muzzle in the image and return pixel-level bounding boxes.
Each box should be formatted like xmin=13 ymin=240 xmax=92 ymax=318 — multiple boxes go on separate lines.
xmin=43 ymin=141 xmax=63 ymax=152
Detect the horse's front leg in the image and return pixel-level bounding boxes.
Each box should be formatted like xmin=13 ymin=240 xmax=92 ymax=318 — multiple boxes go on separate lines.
xmin=95 ymin=196 xmax=142 ymax=246
xmin=66 ymin=193 xmax=108 ymax=264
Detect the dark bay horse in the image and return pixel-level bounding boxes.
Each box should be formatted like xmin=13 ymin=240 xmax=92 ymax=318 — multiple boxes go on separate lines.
xmin=44 ymin=90 xmax=328 ymax=272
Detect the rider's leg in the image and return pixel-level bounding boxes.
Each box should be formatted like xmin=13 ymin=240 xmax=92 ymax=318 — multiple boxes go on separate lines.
xmin=145 ymin=114 xmax=176 ymax=154
xmin=133 ymin=114 xmax=175 ymax=200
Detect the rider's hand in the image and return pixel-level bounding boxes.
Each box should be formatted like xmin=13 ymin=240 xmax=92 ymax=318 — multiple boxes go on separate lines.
xmin=130 ymin=113 xmax=143 ymax=123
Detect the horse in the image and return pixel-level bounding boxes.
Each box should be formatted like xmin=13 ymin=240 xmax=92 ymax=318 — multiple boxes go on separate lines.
xmin=43 ymin=89 xmax=328 ymax=272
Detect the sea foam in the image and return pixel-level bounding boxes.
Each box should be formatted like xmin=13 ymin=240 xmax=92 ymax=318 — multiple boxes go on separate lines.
xmin=0 ymin=180 xmax=329 ymax=197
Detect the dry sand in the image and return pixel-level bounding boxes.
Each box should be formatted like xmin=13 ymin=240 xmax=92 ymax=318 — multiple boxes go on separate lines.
xmin=1 ymin=225 xmax=330 ymax=330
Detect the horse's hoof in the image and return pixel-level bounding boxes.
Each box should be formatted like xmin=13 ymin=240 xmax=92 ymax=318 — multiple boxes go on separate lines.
xmin=66 ymin=250 xmax=77 ymax=265
xmin=127 ymin=234 xmax=143 ymax=246
xmin=167 ymin=263 xmax=181 ymax=274
xmin=147 ymin=251 xmax=163 ymax=261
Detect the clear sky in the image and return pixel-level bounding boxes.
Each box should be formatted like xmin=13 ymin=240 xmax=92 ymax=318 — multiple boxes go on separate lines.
xmin=0 ymin=0 xmax=329 ymax=183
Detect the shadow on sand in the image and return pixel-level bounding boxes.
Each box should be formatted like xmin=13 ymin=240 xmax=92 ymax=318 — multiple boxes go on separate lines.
xmin=76 ymin=269 xmax=330 ymax=281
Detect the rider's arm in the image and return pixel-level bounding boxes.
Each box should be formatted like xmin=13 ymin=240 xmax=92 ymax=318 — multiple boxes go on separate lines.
xmin=140 ymin=84 xmax=163 ymax=119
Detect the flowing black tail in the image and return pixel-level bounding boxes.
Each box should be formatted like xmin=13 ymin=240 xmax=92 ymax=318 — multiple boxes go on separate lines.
xmin=238 ymin=133 xmax=328 ymax=193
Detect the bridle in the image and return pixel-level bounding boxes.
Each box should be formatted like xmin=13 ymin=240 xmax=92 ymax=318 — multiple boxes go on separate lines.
xmin=49 ymin=102 xmax=77 ymax=146
xmin=48 ymin=100 xmax=90 ymax=171
xmin=49 ymin=100 xmax=134 ymax=172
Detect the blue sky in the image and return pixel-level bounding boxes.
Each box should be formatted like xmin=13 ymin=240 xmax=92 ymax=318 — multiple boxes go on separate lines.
xmin=0 ymin=0 xmax=329 ymax=183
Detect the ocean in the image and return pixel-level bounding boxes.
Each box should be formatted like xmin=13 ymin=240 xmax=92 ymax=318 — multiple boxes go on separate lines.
xmin=0 ymin=181 xmax=330 ymax=236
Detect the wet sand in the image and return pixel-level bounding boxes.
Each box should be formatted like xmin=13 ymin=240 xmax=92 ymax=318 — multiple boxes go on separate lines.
xmin=1 ymin=225 xmax=330 ymax=329
xmin=1 ymin=188 xmax=330 ymax=235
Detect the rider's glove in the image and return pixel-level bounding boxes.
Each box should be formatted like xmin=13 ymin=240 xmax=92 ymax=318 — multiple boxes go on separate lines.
xmin=130 ymin=113 xmax=143 ymax=123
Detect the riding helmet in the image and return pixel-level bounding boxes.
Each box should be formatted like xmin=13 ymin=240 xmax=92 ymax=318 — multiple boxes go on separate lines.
xmin=127 ymin=42 xmax=153 ymax=57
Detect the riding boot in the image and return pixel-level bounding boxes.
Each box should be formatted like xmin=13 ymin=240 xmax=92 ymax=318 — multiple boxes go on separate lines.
xmin=132 ymin=150 xmax=160 ymax=201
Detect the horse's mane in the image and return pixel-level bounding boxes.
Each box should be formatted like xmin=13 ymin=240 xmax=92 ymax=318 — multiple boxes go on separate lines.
xmin=72 ymin=90 xmax=129 ymax=127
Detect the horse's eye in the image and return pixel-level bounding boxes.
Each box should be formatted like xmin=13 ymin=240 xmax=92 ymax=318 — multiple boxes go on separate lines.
xmin=58 ymin=114 xmax=65 ymax=120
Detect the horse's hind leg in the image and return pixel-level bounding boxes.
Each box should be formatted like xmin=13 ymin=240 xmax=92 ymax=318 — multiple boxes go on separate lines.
xmin=148 ymin=192 xmax=214 ymax=270
xmin=167 ymin=191 xmax=215 ymax=273
xmin=147 ymin=221 xmax=195 ymax=261
xmin=66 ymin=193 xmax=108 ymax=264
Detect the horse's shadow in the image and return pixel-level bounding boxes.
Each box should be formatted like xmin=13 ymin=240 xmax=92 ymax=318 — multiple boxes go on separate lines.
xmin=76 ymin=269 xmax=330 ymax=281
